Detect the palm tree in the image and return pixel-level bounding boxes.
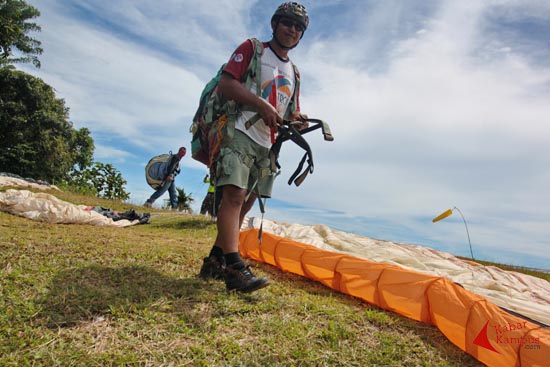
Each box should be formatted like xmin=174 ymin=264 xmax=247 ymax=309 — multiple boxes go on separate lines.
xmin=176 ymin=187 xmax=194 ymax=212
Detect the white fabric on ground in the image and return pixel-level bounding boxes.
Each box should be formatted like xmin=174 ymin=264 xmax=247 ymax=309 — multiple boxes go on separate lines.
xmin=0 ymin=176 xmax=60 ymax=191
xmin=243 ymin=217 xmax=550 ymax=326
xmin=0 ymin=189 xmax=138 ymax=227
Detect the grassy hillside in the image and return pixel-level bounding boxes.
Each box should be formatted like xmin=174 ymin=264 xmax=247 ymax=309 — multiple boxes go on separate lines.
xmin=1 ymin=188 xmax=492 ymax=366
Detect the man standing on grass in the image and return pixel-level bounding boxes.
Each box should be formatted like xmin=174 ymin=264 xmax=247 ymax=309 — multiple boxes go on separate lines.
xmin=198 ymin=2 xmax=310 ymax=293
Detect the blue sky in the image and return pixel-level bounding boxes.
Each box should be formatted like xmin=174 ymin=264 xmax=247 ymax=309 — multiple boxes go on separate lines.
xmin=19 ymin=0 xmax=550 ymax=269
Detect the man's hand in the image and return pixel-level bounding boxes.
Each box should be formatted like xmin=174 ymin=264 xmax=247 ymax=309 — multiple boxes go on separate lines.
xmin=165 ymin=175 xmax=174 ymax=182
xmin=257 ymin=98 xmax=283 ymax=129
xmin=288 ymin=111 xmax=309 ymax=131
xmin=218 ymin=73 xmax=282 ymax=129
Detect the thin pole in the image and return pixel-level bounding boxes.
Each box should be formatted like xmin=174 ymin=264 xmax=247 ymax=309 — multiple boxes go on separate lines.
xmin=453 ymin=207 xmax=474 ymax=260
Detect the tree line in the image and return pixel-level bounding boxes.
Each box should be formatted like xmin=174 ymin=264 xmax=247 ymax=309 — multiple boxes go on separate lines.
xmin=0 ymin=0 xmax=129 ymax=200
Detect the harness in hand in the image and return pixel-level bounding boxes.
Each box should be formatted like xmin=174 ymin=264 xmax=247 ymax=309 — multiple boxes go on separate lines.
xmin=250 ymin=118 xmax=334 ymax=241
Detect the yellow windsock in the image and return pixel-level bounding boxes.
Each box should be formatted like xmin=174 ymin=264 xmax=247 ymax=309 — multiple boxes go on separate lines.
xmin=432 ymin=209 xmax=453 ymax=223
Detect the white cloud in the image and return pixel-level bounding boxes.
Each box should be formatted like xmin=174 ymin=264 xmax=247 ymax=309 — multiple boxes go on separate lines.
xmin=272 ymin=0 xmax=550 ymax=266
xmin=94 ymin=144 xmax=134 ymax=164
xmin=24 ymin=1 xmax=209 ymax=153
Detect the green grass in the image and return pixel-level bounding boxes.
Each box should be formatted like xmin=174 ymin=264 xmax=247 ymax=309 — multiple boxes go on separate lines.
xmin=0 ymin=187 xmax=510 ymax=366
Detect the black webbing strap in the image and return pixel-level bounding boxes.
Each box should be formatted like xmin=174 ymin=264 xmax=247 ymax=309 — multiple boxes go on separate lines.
xmin=287 ymin=151 xmax=311 ymax=186
xmin=273 ymin=123 xmax=314 ymax=187
xmin=245 ymin=173 xmax=267 ymax=243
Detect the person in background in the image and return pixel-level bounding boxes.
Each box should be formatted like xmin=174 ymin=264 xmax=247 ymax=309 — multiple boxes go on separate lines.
xmin=200 ymin=174 xmax=217 ymax=217
xmin=144 ymin=147 xmax=186 ymax=209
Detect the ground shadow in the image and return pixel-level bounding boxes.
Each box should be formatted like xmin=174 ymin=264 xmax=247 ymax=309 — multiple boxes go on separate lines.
xmin=35 ymin=264 xmax=214 ymax=328
xmin=151 ymin=217 xmax=216 ymax=230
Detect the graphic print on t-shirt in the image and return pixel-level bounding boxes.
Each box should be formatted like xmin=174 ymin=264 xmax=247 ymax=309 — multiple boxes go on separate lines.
xmin=261 ymin=73 xmax=293 ymax=116
xmin=232 ymin=43 xmax=296 ymax=148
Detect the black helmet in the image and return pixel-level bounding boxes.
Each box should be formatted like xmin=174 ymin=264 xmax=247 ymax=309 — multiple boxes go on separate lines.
xmin=272 ymin=2 xmax=309 ymax=31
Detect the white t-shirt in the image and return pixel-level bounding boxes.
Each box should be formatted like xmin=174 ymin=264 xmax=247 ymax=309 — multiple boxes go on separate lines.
xmin=224 ymin=41 xmax=296 ymax=148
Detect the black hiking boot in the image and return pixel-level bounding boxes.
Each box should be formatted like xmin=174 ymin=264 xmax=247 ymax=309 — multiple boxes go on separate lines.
xmin=198 ymin=256 xmax=225 ymax=280
xmin=224 ymin=264 xmax=270 ymax=293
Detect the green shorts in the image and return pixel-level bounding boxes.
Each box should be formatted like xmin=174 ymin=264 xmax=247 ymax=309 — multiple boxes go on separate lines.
xmin=215 ymin=129 xmax=276 ymax=198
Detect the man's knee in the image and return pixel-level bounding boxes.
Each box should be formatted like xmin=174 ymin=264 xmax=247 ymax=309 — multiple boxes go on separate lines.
xmin=221 ymin=185 xmax=247 ymax=208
